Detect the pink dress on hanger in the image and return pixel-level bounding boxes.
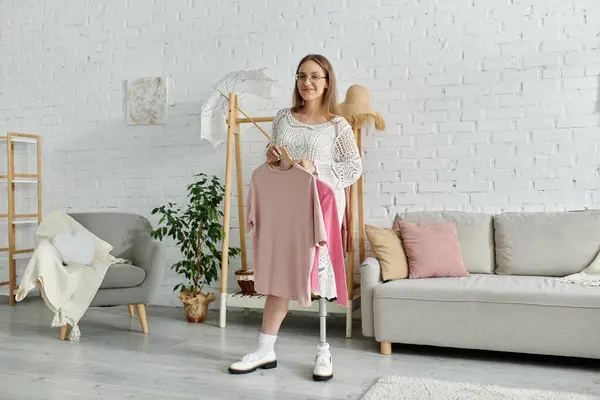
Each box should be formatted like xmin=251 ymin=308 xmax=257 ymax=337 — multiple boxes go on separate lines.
xmin=246 ymin=162 xmax=327 ymax=307
xmin=311 ymin=180 xmax=348 ymax=307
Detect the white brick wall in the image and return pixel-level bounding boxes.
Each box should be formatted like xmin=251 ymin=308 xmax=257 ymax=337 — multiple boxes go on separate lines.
xmin=1 ymin=0 xmax=599 ymax=307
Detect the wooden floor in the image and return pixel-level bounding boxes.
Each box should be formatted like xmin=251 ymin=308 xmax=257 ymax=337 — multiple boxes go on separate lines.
xmin=2 ymin=297 xmax=600 ymax=400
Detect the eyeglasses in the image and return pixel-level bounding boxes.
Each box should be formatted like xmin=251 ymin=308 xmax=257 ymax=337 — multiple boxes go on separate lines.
xmin=295 ymin=73 xmax=328 ymax=83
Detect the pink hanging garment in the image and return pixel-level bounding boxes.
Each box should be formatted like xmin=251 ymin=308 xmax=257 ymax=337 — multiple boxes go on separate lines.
xmin=246 ymin=162 xmax=327 ymax=307
xmin=310 ymin=179 xmax=349 ymax=307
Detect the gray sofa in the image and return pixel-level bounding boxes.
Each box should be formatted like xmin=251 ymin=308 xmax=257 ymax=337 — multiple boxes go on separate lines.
xmin=361 ymin=210 xmax=600 ymax=359
xmin=61 ymin=212 xmax=166 ymax=338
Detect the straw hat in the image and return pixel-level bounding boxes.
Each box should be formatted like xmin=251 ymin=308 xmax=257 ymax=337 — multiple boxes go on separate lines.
xmin=338 ymin=84 xmax=386 ymax=130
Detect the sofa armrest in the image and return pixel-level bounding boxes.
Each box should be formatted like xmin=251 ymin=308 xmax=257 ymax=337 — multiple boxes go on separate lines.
xmin=133 ymin=238 xmax=167 ymax=304
xmin=360 ymin=257 xmax=383 ymax=338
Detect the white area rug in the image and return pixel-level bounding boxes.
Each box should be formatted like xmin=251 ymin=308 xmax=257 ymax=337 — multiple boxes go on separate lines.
xmin=360 ymin=376 xmax=600 ymax=400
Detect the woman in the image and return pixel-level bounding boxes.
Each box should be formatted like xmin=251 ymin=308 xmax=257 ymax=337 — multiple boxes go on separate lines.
xmin=228 ymin=54 xmax=362 ymax=377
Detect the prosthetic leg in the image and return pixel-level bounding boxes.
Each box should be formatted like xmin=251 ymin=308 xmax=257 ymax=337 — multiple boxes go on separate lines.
xmin=313 ymin=297 xmax=333 ymax=381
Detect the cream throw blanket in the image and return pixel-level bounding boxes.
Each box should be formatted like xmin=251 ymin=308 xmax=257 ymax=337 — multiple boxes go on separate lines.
xmin=557 ymin=248 xmax=600 ymax=287
xmin=15 ymin=211 xmax=126 ymax=341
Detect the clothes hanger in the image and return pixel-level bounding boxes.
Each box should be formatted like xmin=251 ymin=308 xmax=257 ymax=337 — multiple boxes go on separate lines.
xmin=278 ymin=147 xmax=295 ymax=167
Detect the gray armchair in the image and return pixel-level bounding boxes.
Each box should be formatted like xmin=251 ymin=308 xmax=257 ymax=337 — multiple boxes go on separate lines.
xmin=57 ymin=212 xmax=166 ymax=339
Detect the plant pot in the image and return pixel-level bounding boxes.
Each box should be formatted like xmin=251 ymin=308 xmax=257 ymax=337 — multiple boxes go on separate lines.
xmin=235 ymin=269 xmax=257 ymax=295
xmin=179 ymin=290 xmax=216 ymax=323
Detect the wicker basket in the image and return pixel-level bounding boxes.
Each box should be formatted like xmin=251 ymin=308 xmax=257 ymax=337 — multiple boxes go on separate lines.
xmin=235 ymin=269 xmax=256 ymax=295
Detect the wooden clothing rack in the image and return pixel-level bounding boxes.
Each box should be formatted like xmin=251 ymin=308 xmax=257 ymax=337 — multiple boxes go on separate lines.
xmin=218 ymin=93 xmax=366 ymax=338
xmin=0 ymin=132 xmax=42 ymax=306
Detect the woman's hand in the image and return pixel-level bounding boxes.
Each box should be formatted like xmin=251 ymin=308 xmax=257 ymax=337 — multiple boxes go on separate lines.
xmin=266 ymin=144 xmax=281 ymax=164
xmin=298 ymin=160 xmax=317 ymax=175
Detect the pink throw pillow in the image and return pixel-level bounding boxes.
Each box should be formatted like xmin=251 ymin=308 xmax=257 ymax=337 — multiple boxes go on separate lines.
xmin=396 ymin=221 xmax=469 ymax=279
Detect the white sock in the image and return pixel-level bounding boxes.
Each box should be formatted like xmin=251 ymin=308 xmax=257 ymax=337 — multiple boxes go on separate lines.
xmin=254 ymin=332 xmax=277 ymax=358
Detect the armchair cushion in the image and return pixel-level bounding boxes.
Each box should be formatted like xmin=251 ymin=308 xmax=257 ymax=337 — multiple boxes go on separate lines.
xmin=53 ymin=231 xmax=95 ymax=266
xmin=100 ymin=263 xmax=146 ymax=289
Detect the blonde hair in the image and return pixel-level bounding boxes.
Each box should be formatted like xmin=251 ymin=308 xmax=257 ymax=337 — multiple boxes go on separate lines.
xmin=292 ymin=54 xmax=340 ymax=118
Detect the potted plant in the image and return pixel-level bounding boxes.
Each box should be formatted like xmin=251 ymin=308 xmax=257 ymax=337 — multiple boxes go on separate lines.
xmin=151 ymin=173 xmax=241 ymax=323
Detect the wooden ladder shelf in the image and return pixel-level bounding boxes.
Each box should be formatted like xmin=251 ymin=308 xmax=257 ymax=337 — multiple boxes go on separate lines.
xmin=0 ymin=132 xmax=42 ymax=306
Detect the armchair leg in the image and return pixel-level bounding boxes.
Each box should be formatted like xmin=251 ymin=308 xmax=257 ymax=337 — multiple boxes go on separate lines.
xmin=380 ymin=341 xmax=392 ymax=355
xmin=136 ymin=303 xmax=148 ymax=334
xmin=59 ymin=325 xmax=68 ymax=340
xmin=128 ymin=304 xmax=135 ymax=317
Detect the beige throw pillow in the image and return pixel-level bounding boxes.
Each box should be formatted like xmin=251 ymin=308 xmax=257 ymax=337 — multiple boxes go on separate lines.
xmin=365 ymin=224 xmax=409 ymax=281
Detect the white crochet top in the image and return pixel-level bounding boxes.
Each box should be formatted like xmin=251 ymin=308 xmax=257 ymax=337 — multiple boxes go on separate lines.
xmin=271 ymin=108 xmax=362 ymax=190
xmin=270 ymin=107 xmax=362 ymax=299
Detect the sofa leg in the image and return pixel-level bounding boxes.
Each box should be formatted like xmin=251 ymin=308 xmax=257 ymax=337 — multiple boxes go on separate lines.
xmin=59 ymin=325 xmax=68 ymax=340
xmin=128 ymin=304 xmax=135 ymax=317
xmin=380 ymin=341 xmax=392 ymax=355
xmin=136 ymin=304 xmax=148 ymax=334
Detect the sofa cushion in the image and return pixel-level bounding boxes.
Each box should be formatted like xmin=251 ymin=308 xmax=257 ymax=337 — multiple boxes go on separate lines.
xmin=396 ymin=221 xmax=469 ymax=279
xmin=365 ymin=224 xmax=408 ymax=281
xmin=494 ymin=210 xmax=600 ymax=277
xmin=394 ymin=211 xmax=494 ymax=274
xmin=374 ymin=273 xmax=600 ymax=309
xmin=100 ymin=263 xmax=146 ymax=289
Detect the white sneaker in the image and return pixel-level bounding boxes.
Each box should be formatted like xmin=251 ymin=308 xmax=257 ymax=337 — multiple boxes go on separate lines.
xmin=312 ymin=351 xmax=333 ymax=381
xmin=228 ymin=351 xmax=277 ymax=374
